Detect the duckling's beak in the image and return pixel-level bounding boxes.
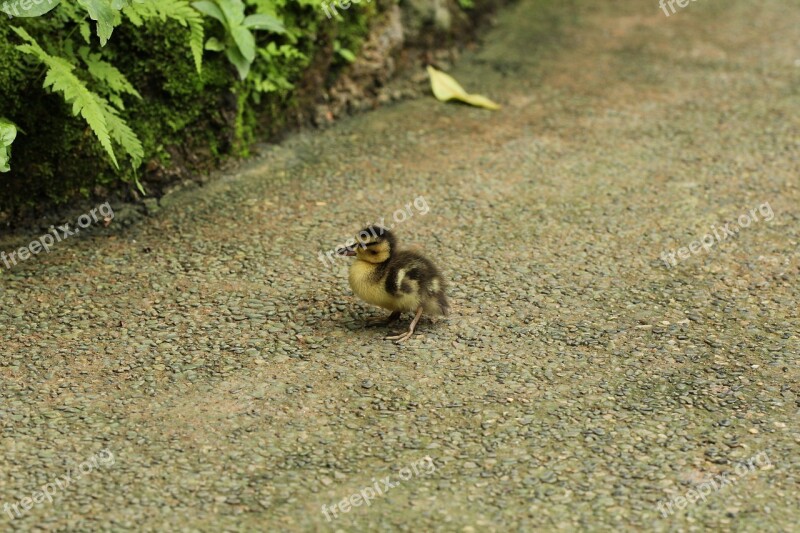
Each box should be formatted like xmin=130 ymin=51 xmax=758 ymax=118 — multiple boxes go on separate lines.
xmin=337 ymin=245 xmax=357 ymax=257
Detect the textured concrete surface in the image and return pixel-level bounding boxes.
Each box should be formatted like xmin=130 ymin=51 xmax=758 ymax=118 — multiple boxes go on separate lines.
xmin=1 ymin=0 xmax=798 ymax=531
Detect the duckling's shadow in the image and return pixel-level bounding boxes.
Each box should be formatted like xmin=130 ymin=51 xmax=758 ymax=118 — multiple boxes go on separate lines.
xmin=346 ymin=309 xmax=446 ymax=341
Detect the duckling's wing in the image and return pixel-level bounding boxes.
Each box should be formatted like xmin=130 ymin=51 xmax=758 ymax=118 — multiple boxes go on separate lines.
xmin=385 ymin=251 xmax=448 ymax=316
xmin=384 ymin=252 xmax=426 ymax=296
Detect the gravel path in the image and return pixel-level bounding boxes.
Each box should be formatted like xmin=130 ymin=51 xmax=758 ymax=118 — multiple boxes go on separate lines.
xmin=1 ymin=0 xmax=798 ymax=531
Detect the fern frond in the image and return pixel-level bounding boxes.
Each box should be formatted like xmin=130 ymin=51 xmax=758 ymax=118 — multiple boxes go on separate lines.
xmin=13 ymin=27 xmax=118 ymax=168
xmin=80 ymin=47 xmax=142 ymax=103
xmin=13 ymin=26 xmax=143 ymax=170
xmin=100 ymin=100 xmax=144 ymax=168
xmin=124 ymin=0 xmax=205 ymax=73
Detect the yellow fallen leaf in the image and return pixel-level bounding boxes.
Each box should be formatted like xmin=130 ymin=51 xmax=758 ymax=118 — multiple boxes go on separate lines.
xmin=427 ymin=66 xmax=501 ymax=110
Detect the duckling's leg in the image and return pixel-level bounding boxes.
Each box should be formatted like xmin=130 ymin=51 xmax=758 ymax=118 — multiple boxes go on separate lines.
xmin=385 ymin=307 xmax=423 ymax=343
xmin=365 ymin=311 xmax=401 ymax=327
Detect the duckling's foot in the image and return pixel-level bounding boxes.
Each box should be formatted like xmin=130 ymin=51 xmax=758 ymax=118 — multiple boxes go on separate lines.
xmin=385 ymin=307 xmax=423 ymax=343
xmin=365 ymin=311 xmax=401 ymax=327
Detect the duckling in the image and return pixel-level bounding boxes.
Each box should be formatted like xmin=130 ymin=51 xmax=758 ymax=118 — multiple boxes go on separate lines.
xmin=338 ymin=226 xmax=448 ymax=343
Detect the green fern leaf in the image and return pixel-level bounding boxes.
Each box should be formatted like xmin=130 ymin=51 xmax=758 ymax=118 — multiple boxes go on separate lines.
xmin=42 ymin=63 xmax=118 ymax=168
xmin=80 ymin=47 xmax=142 ymax=101
xmin=100 ymin=100 xmax=144 ymax=168
xmin=108 ymin=94 xmax=125 ymax=109
xmin=187 ymin=9 xmax=205 ymax=73
xmin=123 ymin=1 xmax=145 ymax=24
xmin=80 ymin=21 xmax=93 ymax=44
xmin=12 ymin=26 xmax=143 ymax=170
xmin=13 ymin=27 xmax=118 ymax=167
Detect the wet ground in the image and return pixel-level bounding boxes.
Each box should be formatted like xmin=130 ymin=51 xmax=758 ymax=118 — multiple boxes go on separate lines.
xmin=1 ymin=0 xmax=798 ymax=531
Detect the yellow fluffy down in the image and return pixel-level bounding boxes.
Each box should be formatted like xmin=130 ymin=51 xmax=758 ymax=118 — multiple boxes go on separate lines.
xmin=349 ymin=261 xmax=422 ymax=312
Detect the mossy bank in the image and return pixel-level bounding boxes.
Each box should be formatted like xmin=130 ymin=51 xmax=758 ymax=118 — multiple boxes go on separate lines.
xmin=0 ymin=0 xmax=510 ymax=229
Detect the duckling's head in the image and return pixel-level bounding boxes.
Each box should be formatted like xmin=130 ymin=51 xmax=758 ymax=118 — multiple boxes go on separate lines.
xmin=338 ymin=226 xmax=395 ymax=264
